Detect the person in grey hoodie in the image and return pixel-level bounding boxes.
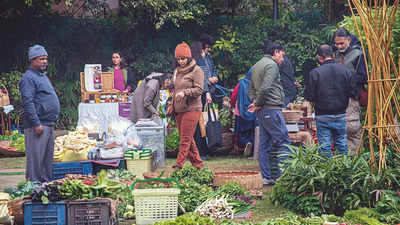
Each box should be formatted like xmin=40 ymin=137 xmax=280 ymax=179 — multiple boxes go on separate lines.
xmin=19 ymin=45 xmax=60 ymax=183
xmin=130 ymin=73 xmax=172 ymax=123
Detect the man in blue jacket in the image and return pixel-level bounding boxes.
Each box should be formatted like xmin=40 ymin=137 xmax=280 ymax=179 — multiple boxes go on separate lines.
xmin=19 ymin=45 xmax=60 ymax=183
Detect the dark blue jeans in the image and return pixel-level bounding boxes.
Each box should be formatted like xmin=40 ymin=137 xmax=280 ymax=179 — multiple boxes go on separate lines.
xmin=256 ymin=109 xmax=290 ymax=180
xmin=315 ymin=114 xmax=348 ymax=157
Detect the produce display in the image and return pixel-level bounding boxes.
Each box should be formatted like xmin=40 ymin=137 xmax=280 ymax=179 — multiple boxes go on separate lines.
xmin=0 ymin=133 xmax=25 ymax=152
xmin=4 ymin=181 xmax=40 ymax=200
xmin=30 ymin=183 xmax=62 ymax=204
xmin=53 ymin=130 xmax=97 ymax=161
xmin=58 ymin=170 xmax=128 ymax=200
xmin=167 ymin=166 xmax=255 ymax=217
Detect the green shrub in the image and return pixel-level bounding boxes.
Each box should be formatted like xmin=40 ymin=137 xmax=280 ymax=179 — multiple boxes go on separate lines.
xmin=375 ymin=190 xmax=400 ymax=224
xmin=271 ymin=144 xmax=400 ymax=216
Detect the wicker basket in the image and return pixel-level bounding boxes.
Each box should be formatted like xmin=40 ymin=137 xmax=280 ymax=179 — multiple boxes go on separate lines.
xmin=282 ymin=110 xmax=303 ymax=123
xmin=101 ymin=72 xmax=114 ymax=91
xmin=213 ymin=171 xmax=263 ymax=197
xmin=8 ymin=198 xmax=29 ymax=225
xmin=0 ymin=141 xmax=25 ymax=157
xmin=131 ymin=178 xmax=180 ymax=225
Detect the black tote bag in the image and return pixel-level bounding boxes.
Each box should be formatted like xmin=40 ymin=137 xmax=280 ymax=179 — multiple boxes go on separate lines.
xmin=206 ymin=104 xmax=223 ymax=149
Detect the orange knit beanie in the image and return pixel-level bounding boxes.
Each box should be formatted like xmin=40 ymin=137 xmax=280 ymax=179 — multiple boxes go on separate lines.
xmin=175 ymin=42 xmax=192 ymax=58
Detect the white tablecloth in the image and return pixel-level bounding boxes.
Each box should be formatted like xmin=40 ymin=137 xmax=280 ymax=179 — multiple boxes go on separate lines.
xmin=77 ymin=103 xmax=131 ymax=134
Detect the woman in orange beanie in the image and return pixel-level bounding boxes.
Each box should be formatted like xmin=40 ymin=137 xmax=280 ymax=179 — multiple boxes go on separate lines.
xmin=171 ymin=42 xmax=204 ymax=169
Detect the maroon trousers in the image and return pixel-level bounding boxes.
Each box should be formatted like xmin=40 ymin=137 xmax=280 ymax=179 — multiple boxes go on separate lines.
xmin=174 ymin=111 xmax=203 ymax=169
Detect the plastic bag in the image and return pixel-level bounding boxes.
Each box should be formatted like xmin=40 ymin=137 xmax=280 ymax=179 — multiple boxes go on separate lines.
xmin=125 ymin=124 xmax=142 ymax=148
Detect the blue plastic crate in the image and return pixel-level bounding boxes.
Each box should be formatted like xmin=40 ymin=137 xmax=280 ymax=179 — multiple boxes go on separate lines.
xmin=24 ymin=201 xmax=66 ymax=225
xmin=52 ymin=161 xmax=93 ymax=180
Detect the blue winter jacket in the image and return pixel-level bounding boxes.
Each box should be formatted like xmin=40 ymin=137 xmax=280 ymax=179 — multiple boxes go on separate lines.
xmin=19 ymin=67 xmax=60 ymax=128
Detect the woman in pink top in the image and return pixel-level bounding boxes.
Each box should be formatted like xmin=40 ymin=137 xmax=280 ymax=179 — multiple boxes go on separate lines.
xmin=108 ymin=52 xmax=133 ymax=92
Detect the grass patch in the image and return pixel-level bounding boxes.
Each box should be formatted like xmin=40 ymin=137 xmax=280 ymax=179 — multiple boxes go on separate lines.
xmin=0 ymin=156 xmax=26 ymax=169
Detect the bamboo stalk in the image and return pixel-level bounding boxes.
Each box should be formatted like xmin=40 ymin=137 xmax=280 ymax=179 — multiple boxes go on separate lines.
xmin=348 ymin=0 xmax=400 ymax=170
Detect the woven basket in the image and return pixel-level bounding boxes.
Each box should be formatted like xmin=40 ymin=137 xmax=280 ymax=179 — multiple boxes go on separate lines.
xmin=8 ymin=198 xmax=29 ymax=225
xmin=213 ymin=171 xmax=263 ymax=197
xmin=101 ymin=72 xmax=114 ymax=91
xmin=0 ymin=141 xmax=25 ymax=157
xmin=282 ymin=110 xmax=303 ymax=123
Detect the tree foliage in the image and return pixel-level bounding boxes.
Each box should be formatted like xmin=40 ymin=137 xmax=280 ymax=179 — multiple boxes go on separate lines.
xmin=119 ymin=0 xmax=210 ymax=30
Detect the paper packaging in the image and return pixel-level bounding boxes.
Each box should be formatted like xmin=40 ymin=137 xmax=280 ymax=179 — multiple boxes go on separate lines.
xmin=84 ymin=64 xmax=102 ymax=91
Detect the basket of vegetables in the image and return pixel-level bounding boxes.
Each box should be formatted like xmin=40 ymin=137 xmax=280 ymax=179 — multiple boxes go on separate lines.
xmin=131 ymin=178 xmax=180 ymax=225
xmin=0 ymin=133 xmax=25 ymax=157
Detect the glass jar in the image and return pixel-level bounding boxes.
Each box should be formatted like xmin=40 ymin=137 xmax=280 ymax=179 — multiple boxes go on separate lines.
xmin=105 ymin=95 xmax=112 ymax=103
xmin=113 ymin=95 xmax=118 ymax=103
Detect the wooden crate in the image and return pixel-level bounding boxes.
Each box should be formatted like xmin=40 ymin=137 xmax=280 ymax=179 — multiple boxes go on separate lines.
xmin=101 ymin=72 xmax=114 ymax=91
xmin=80 ymin=72 xmax=128 ymax=103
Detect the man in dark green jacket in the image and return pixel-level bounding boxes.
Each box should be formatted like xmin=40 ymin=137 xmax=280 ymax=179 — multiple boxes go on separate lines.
xmin=248 ymin=40 xmax=290 ymax=186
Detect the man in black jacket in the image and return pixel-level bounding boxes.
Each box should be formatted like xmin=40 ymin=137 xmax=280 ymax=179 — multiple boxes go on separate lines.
xmin=304 ymin=45 xmax=354 ymax=157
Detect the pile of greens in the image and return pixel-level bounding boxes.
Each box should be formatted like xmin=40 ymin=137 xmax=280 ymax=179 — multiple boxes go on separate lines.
xmin=168 ymin=165 xmax=254 ymax=216
xmin=178 ymin=180 xmax=213 ymax=212
xmin=169 ymin=165 xmax=214 ymax=185
xmin=4 ymin=181 xmax=39 ymax=199
xmin=59 ymin=170 xmax=129 ymax=200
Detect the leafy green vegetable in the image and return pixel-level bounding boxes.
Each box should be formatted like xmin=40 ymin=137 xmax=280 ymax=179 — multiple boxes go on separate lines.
xmin=169 ymin=165 xmax=214 ymax=185
xmin=4 ymin=181 xmax=40 ymax=199
xmin=59 ymin=170 xmax=129 ymax=200
xmin=178 ymin=180 xmax=213 ymax=212
xmin=107 ymin=169 xmax=136 ymax=181
xmin=214 ymin=182 xmax=248 ymax=197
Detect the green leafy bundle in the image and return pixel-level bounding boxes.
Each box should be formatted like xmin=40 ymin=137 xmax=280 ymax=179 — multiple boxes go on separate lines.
xmin=178 ymin=180 xmax=213 ymax=212
xmin=169 ymin=165 xmax=214 ymax=185
xmin=4 ymin=181 xmax=40 ymax=200
xmin=59 ymin=170 xmax=129 ymax=200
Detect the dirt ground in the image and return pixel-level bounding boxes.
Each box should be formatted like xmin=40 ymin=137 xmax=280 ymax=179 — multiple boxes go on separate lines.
xmin=0 ymin=169 xmax=25 ymax=191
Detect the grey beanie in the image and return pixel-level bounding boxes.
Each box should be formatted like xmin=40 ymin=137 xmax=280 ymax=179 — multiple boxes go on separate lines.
xmin=28 ymin=45 xmax=48 ymax=61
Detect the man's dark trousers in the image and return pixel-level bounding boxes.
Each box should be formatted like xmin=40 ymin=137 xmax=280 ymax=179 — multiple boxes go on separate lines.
xmin=256 ymin=109 xmax=290 ymax=180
